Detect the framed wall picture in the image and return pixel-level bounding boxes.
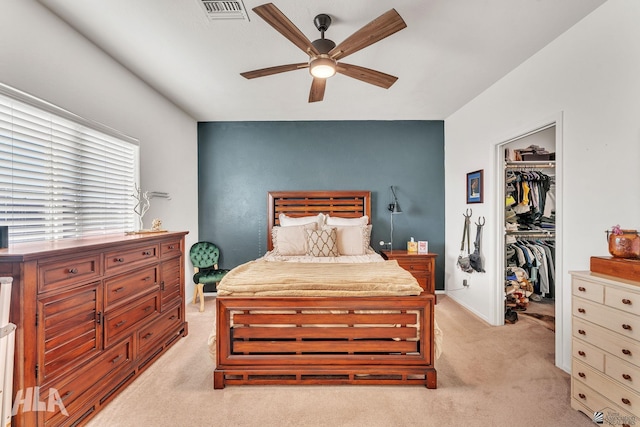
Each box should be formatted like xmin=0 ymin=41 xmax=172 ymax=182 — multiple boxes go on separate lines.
xmin=466 ymin=170 xmax=483 ymax=204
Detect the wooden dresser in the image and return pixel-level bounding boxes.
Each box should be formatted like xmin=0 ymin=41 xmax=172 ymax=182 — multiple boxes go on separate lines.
xmin=380 ymin=250 xmax=437 ymax=296
xmin=571 ymin=271 xmax=640 ymax=425
xmin=0 ymin=231 xmax=189 ymax=427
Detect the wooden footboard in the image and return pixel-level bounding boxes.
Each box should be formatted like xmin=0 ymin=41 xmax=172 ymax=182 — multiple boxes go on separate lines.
xmin=214 ymin=295 xmax=436 ymax=389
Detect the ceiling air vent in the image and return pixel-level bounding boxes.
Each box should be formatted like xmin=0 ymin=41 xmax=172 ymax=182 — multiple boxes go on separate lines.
xmin=198 ymin=1 xmax=250 ymax=21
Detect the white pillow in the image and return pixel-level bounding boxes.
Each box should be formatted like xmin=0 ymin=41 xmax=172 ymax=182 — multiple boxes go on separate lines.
xmin=279 ymin=213 xmax=325 ymax=227
xmin=335 ymin=225 xmax=372 ymax=255
xmin=325 ymin=215 xmax=369 ymax=226
xmin=272 ymin=223 xmax=317 ymax=255
xmin=306 ymin=227 xmax=339 ymax=257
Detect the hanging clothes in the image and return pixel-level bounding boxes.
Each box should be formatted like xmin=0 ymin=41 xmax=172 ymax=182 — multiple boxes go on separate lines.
xmin=505 ymin=170 xmax=555 ymax=233
xmin=506 ymin=238 xmax=555 ymax=297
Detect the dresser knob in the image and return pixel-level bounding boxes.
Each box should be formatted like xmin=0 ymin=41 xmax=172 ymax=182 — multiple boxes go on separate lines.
xmin=622 ymin=298 xmax=632 ymax=305
xmin=143 ymin=251 xmax=151 ymax=256
xmin=622 ymin=398 xmax=631 ymax=405
xmin=623 ymin=373 xmax=632 ymax=381
xmin=578 ymin=393 xmax=586 ymax=399
xmin=578 ymin=329 xmax=586 ymax=335
xmin=578 ymin=372 xmax=586 ymax=378
xmin=622 ymin=349 xmax=632 ymax=356
xmin=578 ymin=350 xmax=586 ymax=357
xmin=578 ymin=308 xmax=585 ymax=314
xmin=68 ymin=267 xmax=78 ymax=274
xmin=578 ymin=286 xmax=586 ymax=292
xmin=622 ymin=324 xmax=633 ymax=331
xmin=115 ymin=257 xmax=124 ymax=263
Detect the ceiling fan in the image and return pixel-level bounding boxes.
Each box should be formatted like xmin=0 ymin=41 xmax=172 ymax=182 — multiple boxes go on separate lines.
xmin=240 ymin=3 xmax=407 ymax=103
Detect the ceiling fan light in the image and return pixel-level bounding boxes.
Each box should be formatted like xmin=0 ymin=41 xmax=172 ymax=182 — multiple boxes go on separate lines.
xmin=309 ymin=56 xmax=336 ymax=78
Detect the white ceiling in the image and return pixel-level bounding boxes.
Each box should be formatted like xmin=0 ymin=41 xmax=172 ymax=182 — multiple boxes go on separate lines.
xmin=37 ymin=0 xmax=606 ymax=122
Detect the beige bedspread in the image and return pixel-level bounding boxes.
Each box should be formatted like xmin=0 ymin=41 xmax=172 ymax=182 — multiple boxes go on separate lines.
xmin=216 ymin=259 xmax=423 ymax=296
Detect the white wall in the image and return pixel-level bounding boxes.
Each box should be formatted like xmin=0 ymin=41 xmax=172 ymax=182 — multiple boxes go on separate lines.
xmin=0 ymin=1 xmax=200 ymax=299
xmin=445 ymin=0 xmax=640 ymax=372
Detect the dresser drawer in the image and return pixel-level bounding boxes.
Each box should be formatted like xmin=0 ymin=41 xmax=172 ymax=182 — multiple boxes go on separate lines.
xmin=138 ymin=303 xmax=183 ymax=355
xmin=606 ymin=286 xmax=640 ymax=316
xmin=572 ymin=276 xmax=604 ymax=303
xmin=571 ymin=378 xmax=636 ymax=422
xmin=395 ymin=259 xmax=430 ymax=272
xmin=574 ymin=359 xmax=640 ymax=415
xmin=574 ymin=298 xmax=640 ymax=341
xmin=38 ymin=253 xmax=101 ymax=293
xmin=104 ymin=266 xmax=159 ymax=310
xmin=573 ymin=318 xmax=640 ymax=368
xmin=104 ymin=244 xmax=159 ymax=272
xmin=105 ymin=293 xmax=159 ymax=347
xmin=606 ymin=354 xmax=640 ymax=393
xmin=43 ymin=337 xmax=132 ymax=424
xmin=161 ymin=239 xmax=182 ymax=259
xmin=573 ymin=338 xmax=604 ymax=371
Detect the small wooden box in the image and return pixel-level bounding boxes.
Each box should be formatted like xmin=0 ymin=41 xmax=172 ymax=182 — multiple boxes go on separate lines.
xmin=590 ymin=256 xmax=640 ymax=283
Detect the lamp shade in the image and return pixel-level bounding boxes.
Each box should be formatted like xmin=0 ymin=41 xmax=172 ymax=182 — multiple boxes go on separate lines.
xmin=389 ymin=185 xmax=402 ymax=214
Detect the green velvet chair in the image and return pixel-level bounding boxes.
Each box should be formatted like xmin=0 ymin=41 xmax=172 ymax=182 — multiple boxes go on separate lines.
xmin=189 ymin=241 xmax=229 ymax=312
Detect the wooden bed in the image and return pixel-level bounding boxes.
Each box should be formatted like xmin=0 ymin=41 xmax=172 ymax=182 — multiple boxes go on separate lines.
xmin=214 ymin=191 xmax=436 ymax=389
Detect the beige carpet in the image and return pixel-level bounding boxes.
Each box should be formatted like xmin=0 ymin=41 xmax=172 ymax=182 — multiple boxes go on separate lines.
xmin=86 ymin=295 xmax=593 ymax=427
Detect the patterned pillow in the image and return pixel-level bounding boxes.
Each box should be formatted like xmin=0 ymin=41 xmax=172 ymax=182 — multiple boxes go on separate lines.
xmin=306 ymin=227 xmax=339 ymax=257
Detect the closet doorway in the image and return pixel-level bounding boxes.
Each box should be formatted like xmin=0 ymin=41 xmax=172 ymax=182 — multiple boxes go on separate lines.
xmin=495 ymin=115 xmax=564 ymax=370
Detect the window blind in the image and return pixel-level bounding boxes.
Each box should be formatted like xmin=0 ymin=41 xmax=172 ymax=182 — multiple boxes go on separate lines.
xmin=0 ymin=85 xmax=139 ymax=243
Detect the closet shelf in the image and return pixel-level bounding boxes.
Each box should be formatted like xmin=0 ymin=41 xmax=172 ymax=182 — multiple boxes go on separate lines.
xmin=506 ymin=230 xmax=555 ymax=237
xmin=505 ymin=160 xmax=555 ymax=168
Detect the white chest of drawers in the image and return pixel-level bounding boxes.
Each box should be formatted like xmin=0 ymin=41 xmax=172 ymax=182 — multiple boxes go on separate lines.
xmin=571 ymin=271 xmax=640 ymax=425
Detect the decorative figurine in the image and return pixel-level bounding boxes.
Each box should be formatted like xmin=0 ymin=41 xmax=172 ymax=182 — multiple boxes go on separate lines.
xmin=151 ymin=218 xmax=162 ymax=232
xmin=131 ymin=184 xmax=150 ymax=231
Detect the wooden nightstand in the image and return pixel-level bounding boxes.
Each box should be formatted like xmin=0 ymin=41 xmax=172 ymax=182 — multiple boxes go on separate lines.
xmin=380 ymin=250 xmax=437 ymax=296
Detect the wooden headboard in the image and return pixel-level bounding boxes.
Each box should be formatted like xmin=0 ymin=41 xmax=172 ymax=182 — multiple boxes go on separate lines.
xmin=267 ymin=191 xmax=371 ymax=251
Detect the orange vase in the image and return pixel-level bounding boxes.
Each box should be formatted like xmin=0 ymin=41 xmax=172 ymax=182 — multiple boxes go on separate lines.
xmin=607 ymin=229 xmax=640 ymax=259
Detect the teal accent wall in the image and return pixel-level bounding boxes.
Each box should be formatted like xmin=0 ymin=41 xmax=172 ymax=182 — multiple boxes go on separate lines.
xmin=197 ymin=120 xmax=445 ymax=290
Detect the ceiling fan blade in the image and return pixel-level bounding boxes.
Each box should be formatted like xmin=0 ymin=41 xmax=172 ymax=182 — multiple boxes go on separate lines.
xmin=253 ymin=3 xmax=320 ymax=57
xmin=329 ymin=9 xmax=406 ymax=61
xmin=308 ymin=78 xmax=326 ymax=103
xmin=336 ymin=63 xmax=398 ymax=89
xmin=241 ymin=63 xmax=308 ymax=79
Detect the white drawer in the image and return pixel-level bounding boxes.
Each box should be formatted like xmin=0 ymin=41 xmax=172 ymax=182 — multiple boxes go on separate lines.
xmin=606 ymin=286 xmax=640 ymax=316
xmin=606 ymin=354 xmax=640 ymax=394
xmin=574 ymin=318 xmax=640 ymax=368
xmin=573 ymin=359 xmax=640 ymax=416
xmin=573 ymin=338 xmax=604 ymax=371
xmin=573 ymin=298 xmax=640 ymax=341
xmin=573 ymin=276 xmax=604 ymax=304
xmin=571 ymin=378 xmax=636 ymax=423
